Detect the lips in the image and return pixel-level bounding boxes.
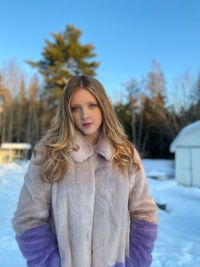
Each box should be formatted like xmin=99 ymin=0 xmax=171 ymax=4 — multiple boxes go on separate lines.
xmin=82 ymin=122 xmax=93 ymax=128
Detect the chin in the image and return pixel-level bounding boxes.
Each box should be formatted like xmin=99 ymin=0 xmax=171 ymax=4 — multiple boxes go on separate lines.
xmin=82 ymin=131 xmax=95 ymax=136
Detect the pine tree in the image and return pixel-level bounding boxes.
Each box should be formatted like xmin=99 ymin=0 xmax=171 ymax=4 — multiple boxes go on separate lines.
xmin=27 ymin=25 xmax=99 ymax=101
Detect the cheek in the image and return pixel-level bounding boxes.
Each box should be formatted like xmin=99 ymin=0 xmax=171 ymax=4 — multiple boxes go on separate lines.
xmin=96 ymin=110 xmax=102 ymax=123
xmin=72 ymin=113 xmax=80 ymax=125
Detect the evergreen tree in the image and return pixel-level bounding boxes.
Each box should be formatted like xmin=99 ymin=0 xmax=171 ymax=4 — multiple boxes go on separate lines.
xmin=27 ymin=25 xmax=99 ymax=101
xmin=114 ymin=102 xmax=132 ymax=140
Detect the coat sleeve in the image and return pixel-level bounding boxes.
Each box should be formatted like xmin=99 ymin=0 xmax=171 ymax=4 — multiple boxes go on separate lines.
xmin=127 ymin=148 xmax=158 ymax=267
xmin=12 ymin=144 xmax=61 ymax=267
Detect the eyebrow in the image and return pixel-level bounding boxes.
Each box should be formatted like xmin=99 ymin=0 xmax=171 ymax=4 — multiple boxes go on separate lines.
xmin=70 ymin=101 xmax=97 ymax=106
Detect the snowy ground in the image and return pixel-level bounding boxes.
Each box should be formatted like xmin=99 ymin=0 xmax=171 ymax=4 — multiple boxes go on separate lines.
xmin=0 ymin=159 xmax=200 ymax=267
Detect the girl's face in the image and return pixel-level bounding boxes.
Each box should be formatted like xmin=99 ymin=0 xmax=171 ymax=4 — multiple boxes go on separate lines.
xmin=70 ymin=88 xmax=103 ymax=144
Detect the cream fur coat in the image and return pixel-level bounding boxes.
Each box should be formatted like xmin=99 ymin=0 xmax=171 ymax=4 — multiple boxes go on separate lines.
xmin=12 ymin=130 xmax=157 ymax=267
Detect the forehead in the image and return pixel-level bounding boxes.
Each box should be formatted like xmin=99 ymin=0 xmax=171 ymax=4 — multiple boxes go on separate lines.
xmin=70 ymin=88 xmax=97 ymax=104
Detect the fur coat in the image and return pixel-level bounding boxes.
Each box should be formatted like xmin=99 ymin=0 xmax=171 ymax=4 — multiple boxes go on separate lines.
xmin=12 ymin=130 xmax=158 ymax=267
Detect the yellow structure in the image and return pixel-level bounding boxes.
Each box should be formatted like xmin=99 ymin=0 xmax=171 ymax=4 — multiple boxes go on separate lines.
xmin=0 ymin=143 xmax=32 ymax=163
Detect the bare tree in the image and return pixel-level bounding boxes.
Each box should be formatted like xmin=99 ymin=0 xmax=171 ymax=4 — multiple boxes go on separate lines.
xmin=124 ymin=79 xmax=139 ymax=144
xmin=26 ymin=75 xmax=40 ymax=143
xmin=0 ymin=59 xmax=26 ymax=142
xmin=16 ymin=78 xmax=27 ymax=142
xmin=0 ymin=59 xmax=23 ymax=98
xmin=0 ymin=78 xmax=12 ymax=143
xmin=172 ymin=70 xmax=195 ymax=125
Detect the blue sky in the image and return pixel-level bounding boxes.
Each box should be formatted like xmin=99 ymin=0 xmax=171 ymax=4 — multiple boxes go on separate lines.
xmin=0 ymin=0 xmax=200 ymax=99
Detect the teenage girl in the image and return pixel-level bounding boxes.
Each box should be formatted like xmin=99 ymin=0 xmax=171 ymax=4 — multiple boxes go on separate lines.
xmin=12 ymin=75 xmax=158 ymax=267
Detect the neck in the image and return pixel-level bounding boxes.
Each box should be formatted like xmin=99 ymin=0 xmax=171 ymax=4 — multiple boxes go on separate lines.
xmin=85 ymin=132 xmax=100 ymax=146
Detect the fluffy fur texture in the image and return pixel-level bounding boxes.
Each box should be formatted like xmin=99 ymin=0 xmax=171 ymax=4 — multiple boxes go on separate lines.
xmin=126 ymin=220 xmax=158 ymax=267
xmin=12 ymin=130 xmax=157 ymax=267
xmin=16 ymin=224 xmax=60 ymax=267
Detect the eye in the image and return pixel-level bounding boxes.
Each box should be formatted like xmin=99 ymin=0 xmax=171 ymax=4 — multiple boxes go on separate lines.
xmin=71 ymin=106 xmax=80 ymax=112
xmin=88 ymin=103 xmax=98 ymax=109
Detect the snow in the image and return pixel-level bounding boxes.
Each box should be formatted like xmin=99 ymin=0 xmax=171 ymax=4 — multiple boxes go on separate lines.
xmin=0 ymin=143 xmax=32 ymax=150
xmin=143 ymin=159 xmax=175 ymax=179
xmin=0 ymin=159 xmax=200 ymax=267
xmin=149 ymin=178 xmax=200 ymax=267
xmin=0 ymin=161 xmax=28 ymax=266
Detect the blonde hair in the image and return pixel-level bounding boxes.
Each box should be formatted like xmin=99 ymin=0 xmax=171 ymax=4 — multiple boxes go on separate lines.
xmin=34 ymin=75 xmax=140 ymax=183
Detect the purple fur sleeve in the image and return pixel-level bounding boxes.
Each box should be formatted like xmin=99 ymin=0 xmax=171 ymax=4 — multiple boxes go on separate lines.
xmin=126 ymin=220 xmax=158 ymax=267
xmin=16 ymin=224 xmax=61 ymax=267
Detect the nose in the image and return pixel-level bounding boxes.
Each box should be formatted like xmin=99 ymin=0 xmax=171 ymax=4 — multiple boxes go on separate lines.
xmin=81 ymin=107 xmax=90 ymax=120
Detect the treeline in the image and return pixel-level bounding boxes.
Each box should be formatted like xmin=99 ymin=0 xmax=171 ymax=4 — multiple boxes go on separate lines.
xmin=115 ymin=63 xmax=200 ymax=158
xmin=0 ymin=74 xmax=47 ymax=146
xmin=0 ymin=25 xmax=200 ymax=158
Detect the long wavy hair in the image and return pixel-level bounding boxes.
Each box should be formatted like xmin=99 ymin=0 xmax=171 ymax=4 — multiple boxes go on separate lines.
xmin=34 ymin=75 xmax=140 ymax=183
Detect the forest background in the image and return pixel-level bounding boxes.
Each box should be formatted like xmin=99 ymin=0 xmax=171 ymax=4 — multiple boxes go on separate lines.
xmin=0 ymin=24 xmax=200 ymax=159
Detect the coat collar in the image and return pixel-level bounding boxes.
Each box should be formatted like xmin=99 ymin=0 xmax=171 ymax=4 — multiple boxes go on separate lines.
xmin=70 ymin=130 xmax=115 ymax=163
